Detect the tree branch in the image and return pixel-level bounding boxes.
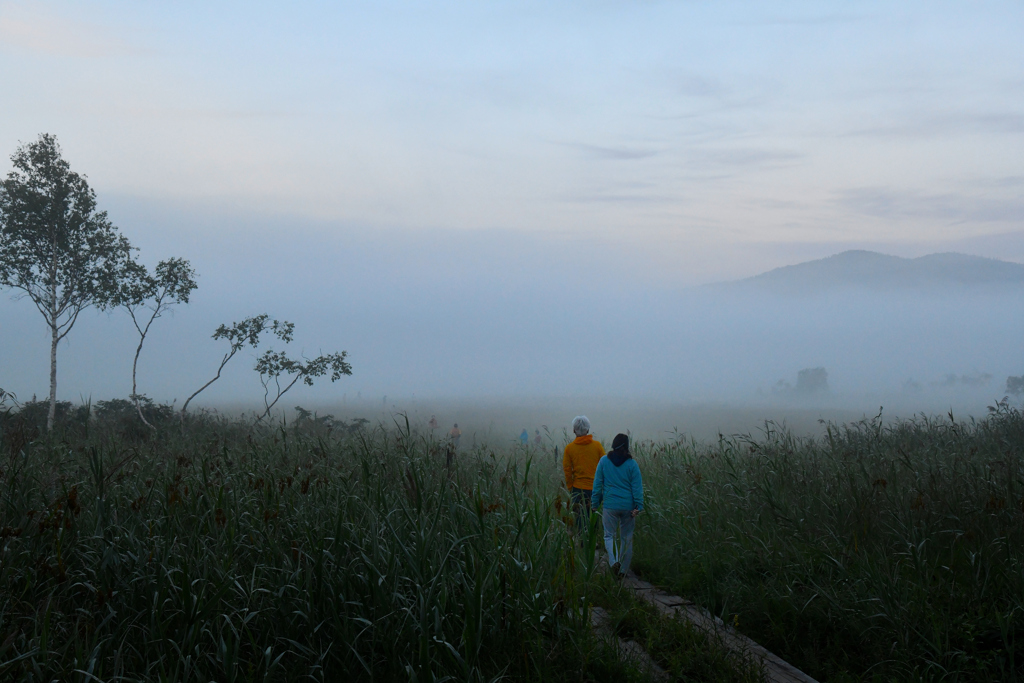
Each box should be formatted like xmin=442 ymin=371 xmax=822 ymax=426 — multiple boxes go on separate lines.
xmin=259 ymin=374 xmax=302 ymax=421
xmin=180 ymin=348 xmax=236 ymax=426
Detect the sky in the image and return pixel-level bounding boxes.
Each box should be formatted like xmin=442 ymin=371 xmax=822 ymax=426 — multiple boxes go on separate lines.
xmin=2 ymin=1 xmax=1023 ymax=271
xmin=1 ymin=1 xmax=1023 ymax=419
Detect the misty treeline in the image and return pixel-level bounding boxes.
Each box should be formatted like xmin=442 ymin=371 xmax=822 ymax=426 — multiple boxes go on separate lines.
xmin=0 ymin=134 xmax=352 ymax=430
xmin=763 ymin=366 xmax=1017 ymax=400
xmin=769 ymin=366 xmax=830 ymax=398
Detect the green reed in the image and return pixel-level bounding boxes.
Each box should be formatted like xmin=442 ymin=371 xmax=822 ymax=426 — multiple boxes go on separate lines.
xmin=0 ymin=417 xmax=615 ymax=682
xmin=631 ymin=404 xmax=1024 ymax=682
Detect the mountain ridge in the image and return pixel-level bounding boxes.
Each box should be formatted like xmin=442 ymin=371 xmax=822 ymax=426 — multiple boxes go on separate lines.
xmin=713 ymin=250 xmax=1024 ymax=292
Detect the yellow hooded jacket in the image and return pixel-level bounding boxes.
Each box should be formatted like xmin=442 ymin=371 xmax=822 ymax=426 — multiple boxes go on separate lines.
xmin=563 ymin=435 xmax=605 ymax=491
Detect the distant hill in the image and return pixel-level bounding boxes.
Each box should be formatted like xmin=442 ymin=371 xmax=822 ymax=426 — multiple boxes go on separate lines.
xmin=717 ymin=250 xmax=1024 ymax=292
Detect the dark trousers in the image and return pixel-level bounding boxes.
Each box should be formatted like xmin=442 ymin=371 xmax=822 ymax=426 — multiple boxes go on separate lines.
xmin=570 ymin=487 xmax=593 ymax=535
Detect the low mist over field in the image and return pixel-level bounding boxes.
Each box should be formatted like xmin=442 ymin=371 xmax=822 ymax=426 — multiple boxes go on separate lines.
xmin=2 ymin=1 xmax=1023 ymax=439
xmin=3 ymin=196 xmax=1022 ymax=436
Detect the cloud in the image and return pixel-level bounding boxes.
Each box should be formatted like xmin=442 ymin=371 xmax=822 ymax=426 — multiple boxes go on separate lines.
xmin=0 ymin=10 xmax=139 ymax=58
xmin=686 ymin=147 xmax=803 ymax=170
xmin=674 ymin=75 xmax=729 ymax=100
xmin=559 ymin=142 xmax=660 ymax=161
xmin=559 ymin=180 xmax=672 ymax=204
xmin=659 ymin=70 xmax=775 ymax=118
xmin=731 ymin=13 xmax=867 ymax=27
xmin=123 ymin=106 xmax=299 ymax=121
xmin=846 ymin=112 xmax=1024 ymax=139
xmin=837 ymin=187 xmax=1024 ymax=224
xmin=966 ymin=175 xmax=1024 ymax=189
xmin=561 ymin=192 xmax=672 ymax=204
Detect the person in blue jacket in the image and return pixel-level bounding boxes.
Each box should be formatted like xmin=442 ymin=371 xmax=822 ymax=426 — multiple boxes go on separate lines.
xmin=591 ymin=433 xmax=644 ymax=578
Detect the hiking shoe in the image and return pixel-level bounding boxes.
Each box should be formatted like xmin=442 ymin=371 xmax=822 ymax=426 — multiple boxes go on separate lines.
xmin=611 ymin=561 xmax=621 ymax=578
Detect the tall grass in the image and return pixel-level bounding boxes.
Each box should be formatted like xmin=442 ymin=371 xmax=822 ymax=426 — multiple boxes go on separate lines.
xmin=11 ymin=399 xmax=1019 ymax=681
xmin=0 ymin=415 xmax=621 ymax=681
xmin=632 ymin=403 xmax=1024 ymax=681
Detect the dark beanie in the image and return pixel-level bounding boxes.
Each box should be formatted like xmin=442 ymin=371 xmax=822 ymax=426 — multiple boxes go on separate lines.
xmin=612 ymin=433 xmax=629 ymax=452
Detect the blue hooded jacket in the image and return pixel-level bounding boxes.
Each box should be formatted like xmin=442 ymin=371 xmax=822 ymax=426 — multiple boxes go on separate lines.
xmin=591 ymin=434 xmax=644 ymax=512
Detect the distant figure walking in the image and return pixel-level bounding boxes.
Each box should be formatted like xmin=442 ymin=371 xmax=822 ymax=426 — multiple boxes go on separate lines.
xmin=428 ymin=415 xmax=439 ymax=431
xmin=449 ymin=423 xmax=462 ymax=448
xmin=562 ymin=416 xmax=605 ymax=539
xmin=592 ymin=433 xmax=644 ymax=579
xmin=534 ymin=429 xmax=542 ymax=447
xmin=520 ymin=428 xmax=529 ymax=446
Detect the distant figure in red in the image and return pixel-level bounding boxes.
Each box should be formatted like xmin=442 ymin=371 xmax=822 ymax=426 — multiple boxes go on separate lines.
xmin=534 ymin=429 xmax=542 ymax=447
xmin=428 ymin=415 xmax=439 ymax=431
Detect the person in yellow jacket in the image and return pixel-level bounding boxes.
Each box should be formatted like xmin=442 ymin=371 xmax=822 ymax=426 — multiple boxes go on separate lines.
xmin=563 ymin=415 xmax=605 ymax=536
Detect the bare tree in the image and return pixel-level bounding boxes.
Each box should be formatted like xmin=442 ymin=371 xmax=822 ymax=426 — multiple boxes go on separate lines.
xmin=116 ymin=257 xmax=198 ymax=428
xmin=0 ymin=134 xmax=133 ymax=430
xmin=180 ymin=315 xmax=292 ymax=428
xmin=255 ymin=349 xmax=352 ymax=420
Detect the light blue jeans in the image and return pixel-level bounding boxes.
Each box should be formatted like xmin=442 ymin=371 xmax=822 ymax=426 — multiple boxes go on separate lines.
xmin=602 ymin=509 xmax=636 ymax=574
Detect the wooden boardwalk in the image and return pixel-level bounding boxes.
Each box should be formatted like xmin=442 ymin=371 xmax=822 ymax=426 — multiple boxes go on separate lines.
xmin=615 ymin=573 xmax=819 ymax=683
xmin=590 ymin=605 xmax=671 ymax=682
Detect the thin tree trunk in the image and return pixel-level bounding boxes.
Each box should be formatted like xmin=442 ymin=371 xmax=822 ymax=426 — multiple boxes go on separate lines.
xmin=258 ymin=374 xmax=302 ymax=421
xmin=48 ymin=321 xmax=58 ymax=431
xmin=132 ymin=333 xmax=154 ymax=429
xmin=48 ymin=237 xmax=58 ymax=431
xmin=181 ymin=351 xmax=235 ymax=433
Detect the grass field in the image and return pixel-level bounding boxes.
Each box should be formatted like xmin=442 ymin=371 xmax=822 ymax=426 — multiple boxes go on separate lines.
xmin=0 ymin=402 xmax=757 ymax=682
xmin=632 ymin=402 xmax=1024 ymax=681
xmin=1 ymin=398 xmax=1022 ymax=681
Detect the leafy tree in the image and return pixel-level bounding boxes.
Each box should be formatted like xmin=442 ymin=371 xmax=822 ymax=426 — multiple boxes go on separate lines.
xmin=95 ymin=396 xmax=172 ymax=422
xmin=181 ymin=315 xmax=293 ymax=426
xmin=5 ymin=397 xmax=90 ymax=435
xmin=293 ymin=405 xmax=334 ymax=426
xmin=795 ymin=367 xmax=829 ymax=395
xmin=293 ymin=405 xmax=368 ymax=434
xmin=0 ymin=134 xmax=133 ymax=430
xmin=115 ymin=257 xmax=197 ymax=428
xmin=1007 ymin=375 xmax=1024 ymax=397
xmin=255 ymin=349 xmax=351 ymax=420
xmin=95 ymin=396 xmax=175 ymax=437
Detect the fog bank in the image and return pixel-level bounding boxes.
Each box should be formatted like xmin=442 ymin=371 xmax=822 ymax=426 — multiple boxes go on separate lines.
xmin=2 ymin=199 xmax=1022 ymax=425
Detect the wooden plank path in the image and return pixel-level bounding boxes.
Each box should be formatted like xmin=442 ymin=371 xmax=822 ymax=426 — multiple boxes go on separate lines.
xmin=590 ymin=605 xmax=671 ymax=682
xmin=618 ymin=573 xmax=819 ymax=683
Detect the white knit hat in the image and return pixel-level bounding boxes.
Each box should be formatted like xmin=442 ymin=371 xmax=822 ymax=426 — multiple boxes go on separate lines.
xmin=571 ymin=415 xmax=591 ymax=437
